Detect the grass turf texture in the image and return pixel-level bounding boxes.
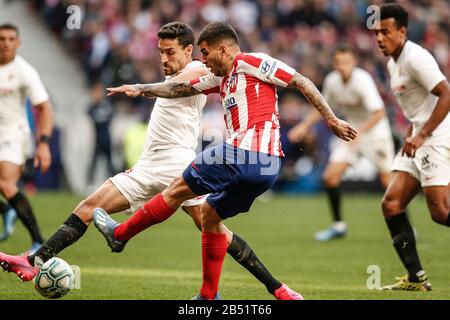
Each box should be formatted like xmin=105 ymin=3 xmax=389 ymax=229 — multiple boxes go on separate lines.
xmin=0 ymin=192 xmax=449 ymax=300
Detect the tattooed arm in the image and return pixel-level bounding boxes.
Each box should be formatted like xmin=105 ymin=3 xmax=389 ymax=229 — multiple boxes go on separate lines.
xmin=107 ymin=81 xmax=201 ymax=99
xmin=288 ymin=72 xmax=357 ymax=141
xmin=138 ymin=82 xmax=201 ymax=98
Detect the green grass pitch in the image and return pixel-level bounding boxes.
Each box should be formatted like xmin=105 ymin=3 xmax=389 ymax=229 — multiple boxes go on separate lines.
xmin=0 ymin=192 xmax=449 ymax=300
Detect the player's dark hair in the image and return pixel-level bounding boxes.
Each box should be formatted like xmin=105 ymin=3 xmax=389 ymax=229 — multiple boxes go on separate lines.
xmin=157 ymin=22 xmax=194 ymax=48
xmin=197 ymin=22 xmax=239 ymax=46
xmin=0 ymin=23 xmax=19 ymax=36
xmin=380 ymin=3 xmax=409 ymax=29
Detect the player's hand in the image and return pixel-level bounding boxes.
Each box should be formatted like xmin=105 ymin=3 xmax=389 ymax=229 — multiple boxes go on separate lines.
xmin=327 ymin=118 xmax=358 ymax=142
xmin=34 ymin=143 xmax=52 ymax=174
xmin=288 ymin=124 xmax=308 ymax=143
xmin=402 ymin=134 xmax=425 ymax=158
xmin=107 ymin=85 xmax=142 ymax=97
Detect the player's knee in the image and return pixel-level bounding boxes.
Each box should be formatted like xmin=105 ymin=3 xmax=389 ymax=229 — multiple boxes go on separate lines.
xmin=200 ymin=211 xmax=212 ymax=230
xmin=200 ymin=206 xmax=221 ymax=232
xmin=322 ymin=172 xmax=340 ymax=188
xmin=430 ymin=204 xmax=449 ymax=226
xmin=184 ymin=207 xmax=202 ymax=231
xmin=381 ymin=195 xmax=402 ymax=216
xmin=0 ymin=180 xmax=6 ymax=195
xmin=165 ymin=177 xmax=185 ymax=197
xmin=0 ymin=179 xmax=16 ymax=198
xmin=73 ymin=198 xmax=95 ymax=224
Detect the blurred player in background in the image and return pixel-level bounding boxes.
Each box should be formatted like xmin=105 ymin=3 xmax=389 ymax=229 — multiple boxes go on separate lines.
xmin=0 ymin=22 xmax=299 ymax=300
xmin=0 ymin=24 xmax=53 ymax=253
xmin=288 ymin=45 xmax=395 ymax=241
xmin=102 ymin=22 xmax=356 ymax=300
xmin=374 ymin=4 xmax=449 ymax=291
xmin=86 ymin=82 xmax=116 ymax=185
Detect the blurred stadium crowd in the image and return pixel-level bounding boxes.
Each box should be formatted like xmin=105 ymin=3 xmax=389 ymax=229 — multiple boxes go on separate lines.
xmin=28 ymin=0 xmax=450 ymax=191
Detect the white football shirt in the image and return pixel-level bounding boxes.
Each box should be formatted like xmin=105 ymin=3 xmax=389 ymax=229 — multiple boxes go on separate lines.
xmin=387 ymin=40 xmax=449 ymax=145
xmin=145 ymin=60 xmax=207 ymax=153
xmin=322 ymin=67 xmax=391 ymax=139
xmin=0 ymin=55 xmax=49 ymax=127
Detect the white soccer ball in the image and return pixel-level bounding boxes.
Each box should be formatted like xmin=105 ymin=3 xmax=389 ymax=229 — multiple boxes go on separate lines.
xmin=34 ymin=257 xmax=74 ymax=299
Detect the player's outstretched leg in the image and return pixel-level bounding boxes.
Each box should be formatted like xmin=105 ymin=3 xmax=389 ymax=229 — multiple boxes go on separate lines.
xmin=93 ymin=208 xmax=127 ymax=252
xmin=95 ymin=204 xmax=303 ymax=299
xmin=226 ymin=233 xmax=302 ymax=300
xmin=0 ymin=212 xmax=87 ymax=282
xmin=0 ymin=181 xmax=130 ymax=282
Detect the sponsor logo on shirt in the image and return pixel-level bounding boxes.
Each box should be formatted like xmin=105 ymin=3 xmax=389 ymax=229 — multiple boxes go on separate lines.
xmin=261 ymin=60 xmax=271 ymax=74
xmin=224 ymin=96 xmax=237 ymax=110
xmin=421 ymin=154 xmax=438 ymax=172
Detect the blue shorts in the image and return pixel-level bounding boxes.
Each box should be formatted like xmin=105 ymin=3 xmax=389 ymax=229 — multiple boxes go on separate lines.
xmin=182 ymin=143 xmax=281 ymax=219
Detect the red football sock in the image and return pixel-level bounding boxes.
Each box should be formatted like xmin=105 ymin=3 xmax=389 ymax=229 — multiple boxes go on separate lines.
xmin=114 ymin=193 xmax=176 ymax=241
xmin=200 ymin=232 xmax=228 ymax=299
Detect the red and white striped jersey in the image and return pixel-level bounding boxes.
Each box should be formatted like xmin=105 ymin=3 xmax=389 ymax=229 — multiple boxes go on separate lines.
xmin=190 ymin=52 xmax=296 ymax=156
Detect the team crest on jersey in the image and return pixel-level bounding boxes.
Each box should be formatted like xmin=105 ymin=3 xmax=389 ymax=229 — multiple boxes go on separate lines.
xmin=225 ymin=74 xmax=238 ymax=94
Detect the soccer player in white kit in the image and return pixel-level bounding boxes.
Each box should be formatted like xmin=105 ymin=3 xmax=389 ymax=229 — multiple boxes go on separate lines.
xmin=0 ymin=24 xmax=53 ymax=252
xmin=374 ymin=4 xmax=450 ymax=291
xmin=0 ymin=23 xmax=301 ymax=300
xmin=288 ymin=45 xmax=395 ymax=241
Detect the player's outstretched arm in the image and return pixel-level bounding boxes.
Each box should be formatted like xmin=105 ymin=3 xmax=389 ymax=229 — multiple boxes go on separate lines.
xmin=288 ymin=72 xmax=358 ymax=141
xmin=107 ymin=81 xmax=201 ymax=99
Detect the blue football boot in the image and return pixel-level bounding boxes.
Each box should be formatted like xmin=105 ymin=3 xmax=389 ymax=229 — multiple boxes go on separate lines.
xmin=314 ymin=224 xmax=347 ymax=242
xmin=93 ymin=208 xmax=128 ymax=253
xmin=0 ymin=208 xmax=17 ymax=241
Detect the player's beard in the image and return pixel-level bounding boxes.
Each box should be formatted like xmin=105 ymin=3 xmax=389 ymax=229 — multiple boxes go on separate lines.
xmin=163 ymin=64 xmax=182 ymax=76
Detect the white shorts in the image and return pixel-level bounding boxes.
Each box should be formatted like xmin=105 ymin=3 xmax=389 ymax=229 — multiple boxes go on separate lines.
xmin=329 ymin=135 xmax=395 ymax=173
xmin=392 ymin=144 xmax=450 ymax=187
xmin=0 ymin=124 xmax=32 ymax=166
xmin=109 ymin=148 xmax=206 ymax=212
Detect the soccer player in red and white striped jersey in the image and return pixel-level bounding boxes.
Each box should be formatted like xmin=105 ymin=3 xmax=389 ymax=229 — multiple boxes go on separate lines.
xmin=104 ymin=22 xmax=357 ymax=299
xmin=190 ymin=51 xmax=295 ymax=157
